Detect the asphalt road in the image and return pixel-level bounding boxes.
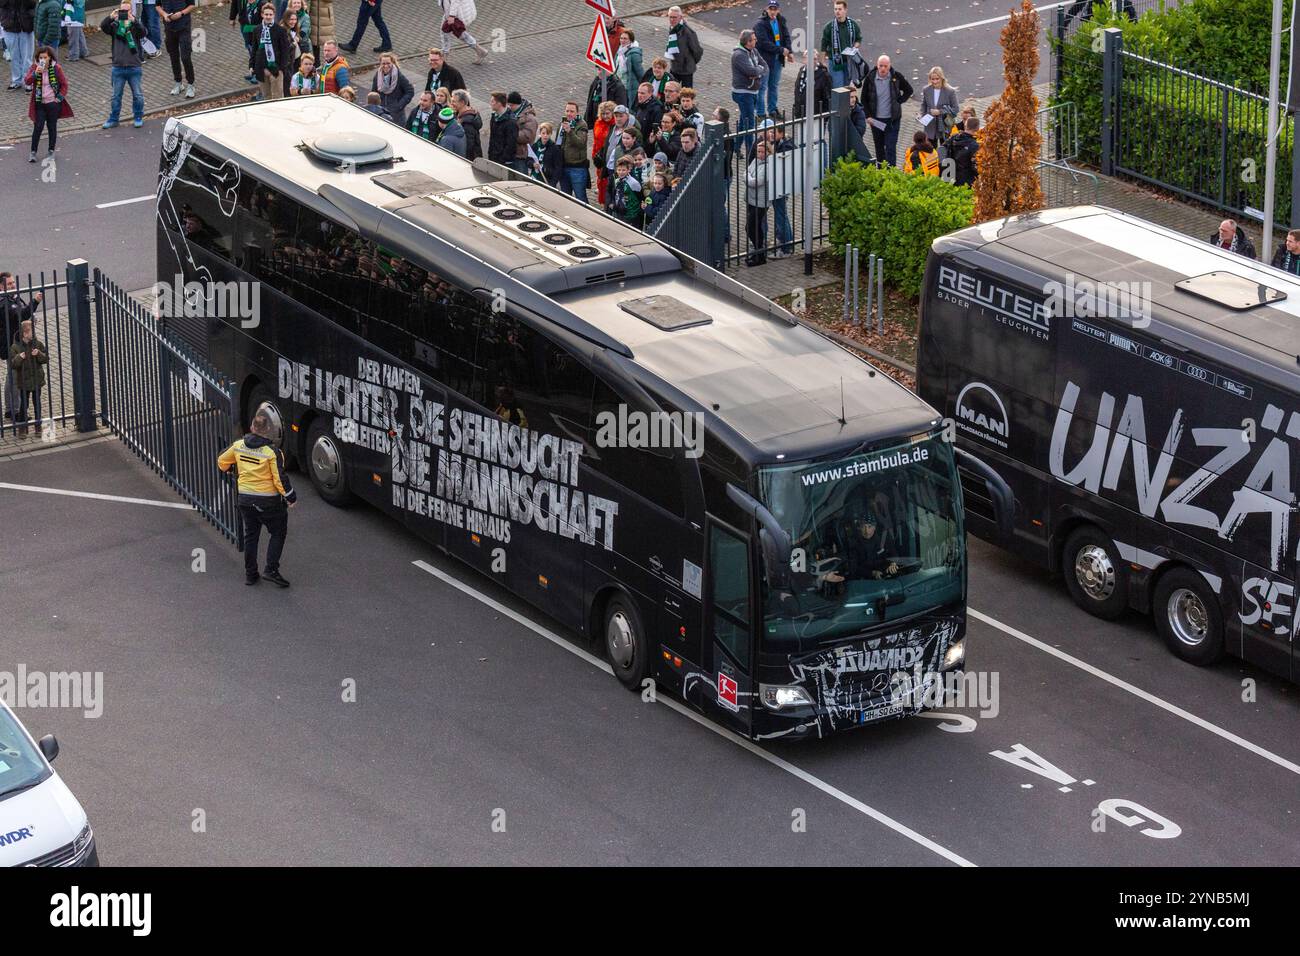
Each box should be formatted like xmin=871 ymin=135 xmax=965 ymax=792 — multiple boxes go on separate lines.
xmin=0 ymin=118 xmax=164 ymax=293
xmin=4 ymin=437 xmax=1297 ymax=866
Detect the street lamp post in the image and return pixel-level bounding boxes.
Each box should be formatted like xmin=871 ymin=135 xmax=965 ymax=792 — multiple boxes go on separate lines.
xmin=802 ymin=1 xmax=815 ymax=276
xmin=1262 ymin=0 xmax=1283 ymax=256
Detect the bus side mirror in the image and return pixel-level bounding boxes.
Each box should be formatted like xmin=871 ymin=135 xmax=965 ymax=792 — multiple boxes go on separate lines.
xmin=760 ymin=527 xmax=793 ymax=591
xmin=39 ymin=734 xmax=59 ymax=763
xmin=727 ymin=484 xmax=793 ymax=590
xmin=953 ymin=448 xmax=1015 ymax=540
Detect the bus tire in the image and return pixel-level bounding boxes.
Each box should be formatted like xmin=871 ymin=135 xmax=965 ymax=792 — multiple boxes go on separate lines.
xmin=248 ymin=384 xmax=295 ymax=468
xmin=1062 ymin=526 xmax=1129 ymax=620
xmin=305 ymin=416 xmax=353 ymax=507
xmin=604 ymin=594 xmax=650 ymax=691
xmin=1153 ymin=568 xmax=1225 ymax=667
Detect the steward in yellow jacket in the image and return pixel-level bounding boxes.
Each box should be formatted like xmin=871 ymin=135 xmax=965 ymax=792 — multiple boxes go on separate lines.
xmin=218 ymin=414 xmax=296 ymax=587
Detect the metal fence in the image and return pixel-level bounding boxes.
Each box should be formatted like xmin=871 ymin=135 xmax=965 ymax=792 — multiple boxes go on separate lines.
xmin=93 ymin=268 xmax=241 ymax=544
xmin=1 ymin=269 xmax=80 ymax=440
xmin=725 ymin=111 xmax=832 ymax=269
xmin=1053 ymin=10 xmax=1296 ymax=230
xmin=644 ymin=121 xmax=727 ymax=268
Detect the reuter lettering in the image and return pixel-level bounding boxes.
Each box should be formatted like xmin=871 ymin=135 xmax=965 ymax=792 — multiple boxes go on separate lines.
xmin=49 ymin=886 xmax=152 ymax=937
xmin=936 ymin=265 xmax=1051 ymax=339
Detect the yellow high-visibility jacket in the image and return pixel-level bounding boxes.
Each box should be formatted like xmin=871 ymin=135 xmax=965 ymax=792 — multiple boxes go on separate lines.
xmin=906 ymin=146 xmax=940 ymax=177
xmin=218 ymin=433 xmax=297 ymax=506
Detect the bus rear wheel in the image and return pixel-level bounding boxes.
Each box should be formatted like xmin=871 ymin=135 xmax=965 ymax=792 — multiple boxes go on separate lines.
xmin=305 ymin=417 xmax=353 ymax=506
xmin=1153 ymin=568 xmax=1225 ymax=666
xmin=604 ymin=594 xmax=650 ymax=691
xmin=1062 ymin=526 xmax=1129 ymax=620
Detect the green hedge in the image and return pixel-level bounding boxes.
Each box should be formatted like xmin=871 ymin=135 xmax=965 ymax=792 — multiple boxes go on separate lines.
xmin=821 ymin=160 xmax=974 ymax=299
xmin=1054 ymin=1 xmax=1294 ymax=223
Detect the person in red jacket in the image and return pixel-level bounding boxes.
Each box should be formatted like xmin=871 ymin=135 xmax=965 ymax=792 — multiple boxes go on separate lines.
xmin=25 ymin=46 xmax=71 ymax=162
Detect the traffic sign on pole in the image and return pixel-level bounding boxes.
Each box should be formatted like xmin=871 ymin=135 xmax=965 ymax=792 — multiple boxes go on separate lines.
xmin=585 ymin=16 xmax=615 ymax=73
xmin=585 ymin=0 xmax=615 ymax=17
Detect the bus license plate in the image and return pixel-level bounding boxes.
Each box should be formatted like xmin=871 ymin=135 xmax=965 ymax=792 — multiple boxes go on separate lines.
xmin=859 ymin=702 xmax=904 ymax=724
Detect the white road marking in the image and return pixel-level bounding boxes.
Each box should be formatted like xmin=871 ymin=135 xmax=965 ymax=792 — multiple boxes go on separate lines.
xmin=970 ymin=608 xmax=1300 ymax=777
xmin=95 ymin=194 xmax=155 ymax=209
xmin=413 ymin=559 xmax=976 ymax=867
xmin=0 ymin=481 xmax=191 ymax=509
xmin=935 ymin=0 xmax=1072 ymax=33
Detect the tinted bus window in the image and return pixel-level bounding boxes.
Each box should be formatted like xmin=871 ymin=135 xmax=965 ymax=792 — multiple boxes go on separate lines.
xmin=164 ymin=148 xmax=237 ymax=262
xmin=589 ymin=379 xmax=685 ymax=516
xmin=710 ymin=524 xmax=751 ymax=667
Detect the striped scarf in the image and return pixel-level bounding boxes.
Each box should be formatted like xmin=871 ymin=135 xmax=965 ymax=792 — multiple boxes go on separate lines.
xmin=35 ymin=62 xmax=59 ymax=99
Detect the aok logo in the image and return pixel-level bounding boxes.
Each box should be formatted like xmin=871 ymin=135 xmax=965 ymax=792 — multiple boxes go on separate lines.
xmin=954 ymin=382 xmax=1009 ymax=449
xmin=0 ymin=826 xmax=33 ymax=848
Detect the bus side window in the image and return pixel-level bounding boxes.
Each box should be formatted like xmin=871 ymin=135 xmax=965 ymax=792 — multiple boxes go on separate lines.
xmin=165 ymin=147 xmax=236 ymax=261
xmin=588 ymin=379 xmax=685 ymax=517
xmin=709 ymin=524 xmax=751 ymax=668
xmin=289 ymin=207 xmax=366 ymax=337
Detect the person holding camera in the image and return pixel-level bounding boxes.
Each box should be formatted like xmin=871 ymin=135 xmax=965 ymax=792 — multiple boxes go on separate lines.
xmin=100 ymin=1 xmax=146 ymax=128
xmin=25 ymin=45 xmax=71 ymax=161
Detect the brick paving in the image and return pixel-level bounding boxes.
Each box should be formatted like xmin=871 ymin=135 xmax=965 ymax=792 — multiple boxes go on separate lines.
xmin=1 ymin=0 xmax=1277 ymax=454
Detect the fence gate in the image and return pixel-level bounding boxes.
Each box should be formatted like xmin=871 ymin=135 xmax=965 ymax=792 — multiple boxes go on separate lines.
xmin=93 ymin=268 xmax=241 ymax=545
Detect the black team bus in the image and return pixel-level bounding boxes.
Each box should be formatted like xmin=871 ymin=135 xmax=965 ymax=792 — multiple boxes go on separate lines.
xmin=156 ymin=97 xmax=1009 ymax=740
xmin=918 ymin=205 xmax=1300 ymax=683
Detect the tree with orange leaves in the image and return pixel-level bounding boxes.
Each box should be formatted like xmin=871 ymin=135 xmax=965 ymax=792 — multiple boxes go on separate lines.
xmin=972 ymin=0 xmax=1045 ymax=222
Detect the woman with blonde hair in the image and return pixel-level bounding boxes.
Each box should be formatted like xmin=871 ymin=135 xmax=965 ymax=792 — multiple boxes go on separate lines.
xmin=920 ymin=65 xmax=959 ymax=146
xmin=592 ymin=99 xmax=617 ymax=206
xmin=370 ymin=49 xmax=413 ymax=120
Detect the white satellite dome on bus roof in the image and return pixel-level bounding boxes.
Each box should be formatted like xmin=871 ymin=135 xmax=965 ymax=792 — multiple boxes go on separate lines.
xmin=304 ymin=131 xmax=393 ymax=166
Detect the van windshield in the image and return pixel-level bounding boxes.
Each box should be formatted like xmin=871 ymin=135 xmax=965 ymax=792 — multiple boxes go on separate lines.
xmin=758 ymin=436 xmax=964 ymax=646
xmin=0 ymin=707 xmax=50 ymax=801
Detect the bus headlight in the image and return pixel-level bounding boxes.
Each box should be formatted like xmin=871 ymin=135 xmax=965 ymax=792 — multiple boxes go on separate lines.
xmin=942 ymin=640 xmax=965 ymax=670
xmin=760 ymin=683 xmax=815 ymax=711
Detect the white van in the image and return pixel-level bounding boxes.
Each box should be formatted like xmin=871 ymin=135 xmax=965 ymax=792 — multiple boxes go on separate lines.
xmin=0 ymin=701 xmax=97 ymax=866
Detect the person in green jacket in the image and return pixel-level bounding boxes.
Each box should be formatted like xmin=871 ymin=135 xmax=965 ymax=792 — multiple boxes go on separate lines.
xmin=8 ymin=319 xmax=48 ymax=437
xmin=64 ymin=0 xmax=89 ymax=61
xmin=33 ymin=0 xmax=63 ymax=53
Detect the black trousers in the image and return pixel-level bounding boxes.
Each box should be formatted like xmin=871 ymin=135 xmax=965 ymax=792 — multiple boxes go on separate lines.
xmin=166 ymin=29 xmax=194 ymax=83
xmin=746 ymin=204 xmax=767 ymax=260
xmin=240 ymin=502 xmax=288 ymax=576
xmin=671 ymin=71 xmax=694 ymax=89
xmin=31 ymin=101 xmax=59 ymax=152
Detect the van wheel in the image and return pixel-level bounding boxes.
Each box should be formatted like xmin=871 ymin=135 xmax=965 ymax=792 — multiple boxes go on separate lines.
xmin=305 ymin=417 xmax=353 ymax=506
xmin=1153 ymin=568 xmax=1225 ymax=666
xmin=1062 ymin=526 xmax=1129 ymax=620
xmin=605 ymin=594 xmax=650 ymax=691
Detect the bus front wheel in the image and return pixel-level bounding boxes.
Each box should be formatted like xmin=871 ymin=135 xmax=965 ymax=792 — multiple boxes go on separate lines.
xmin=1062 ymin=526 xmax=1129 ymax=620
xmin=604 ymin=594 xmax=650 ymax=691
xmin=1153 ymin=568 xmax=1225 ymax=667
xmin=305 ymin=417 xmax=353 ymax=507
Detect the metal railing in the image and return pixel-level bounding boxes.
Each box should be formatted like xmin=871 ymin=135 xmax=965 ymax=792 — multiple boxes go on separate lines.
xmin=1 ymin=271 xmax=78 ymax=441
xmin=1053 ymin=10 xmax=1296 ymax=230
xmin=93 ymin=268 xmax=240 ymax=544
xmin=644 ymin=121 xmax=726 ymax=268
xmin=725 ymin=111 xmax=832 ymax=268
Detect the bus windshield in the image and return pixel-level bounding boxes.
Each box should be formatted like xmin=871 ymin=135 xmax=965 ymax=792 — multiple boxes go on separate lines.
xmin=758 ymin=435 xmax=964 ymax=646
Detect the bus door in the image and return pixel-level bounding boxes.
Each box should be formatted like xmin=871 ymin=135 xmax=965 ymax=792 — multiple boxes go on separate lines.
xmin=704 ymin=517 xmax=756 ymax=736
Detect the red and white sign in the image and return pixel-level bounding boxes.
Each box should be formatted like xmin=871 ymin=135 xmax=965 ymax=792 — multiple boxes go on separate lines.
xmin=585 ymin=16 xmax=615 ymax=73
xmin=718 ymin=672 xmax=739 ymax=709
xmin=585 ymin=0 xmax=615 ymax=17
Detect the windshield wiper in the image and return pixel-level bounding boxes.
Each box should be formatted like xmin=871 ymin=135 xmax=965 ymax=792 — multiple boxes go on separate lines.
xmin=0 ymin=780 xmax=42 ymax=800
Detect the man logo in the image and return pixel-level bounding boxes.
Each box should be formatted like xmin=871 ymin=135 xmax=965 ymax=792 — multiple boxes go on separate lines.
xmin=954 ymin=382 xmax=1009 ymax=449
